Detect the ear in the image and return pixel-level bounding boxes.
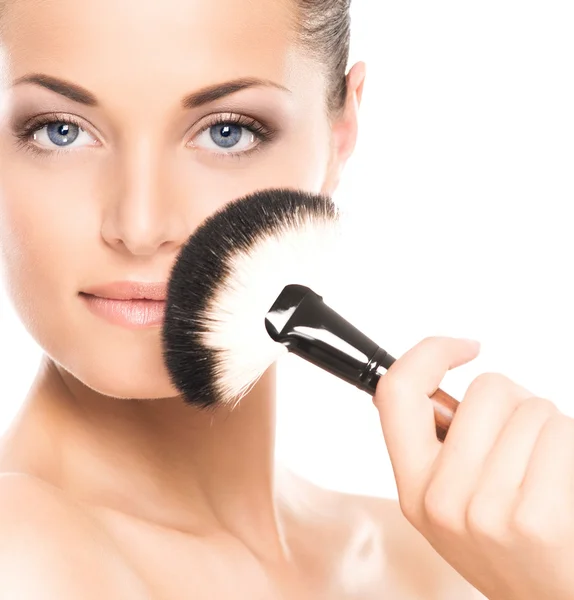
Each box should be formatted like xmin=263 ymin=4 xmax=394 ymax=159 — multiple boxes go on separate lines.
xmin=321 ymin=61 xmax=366 ymax=196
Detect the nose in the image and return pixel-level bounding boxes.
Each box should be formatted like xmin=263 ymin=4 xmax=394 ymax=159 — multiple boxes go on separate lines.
xmin=100 ymin=141 xmax=190 ymax=256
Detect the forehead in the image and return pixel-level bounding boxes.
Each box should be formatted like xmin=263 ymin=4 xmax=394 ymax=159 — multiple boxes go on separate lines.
xmin=0 ymin=0 xmax=312 ymax=107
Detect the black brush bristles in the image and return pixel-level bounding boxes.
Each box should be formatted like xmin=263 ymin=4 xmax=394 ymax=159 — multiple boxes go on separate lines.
xmin=161 ymin=187 xmax=343 ymax=411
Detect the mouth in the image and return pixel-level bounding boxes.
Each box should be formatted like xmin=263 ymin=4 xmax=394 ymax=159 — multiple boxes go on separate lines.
xmin=80 ymin=280 xmax=168 ymax=301
xmin=80 ymin=293 xmax=165 ymax=301
xmin=79 ymin=293 xmax=166 ymax=328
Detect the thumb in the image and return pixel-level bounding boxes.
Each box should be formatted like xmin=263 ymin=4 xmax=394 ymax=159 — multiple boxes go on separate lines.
xmin=373 ymin=337 xmax=481 ymax=496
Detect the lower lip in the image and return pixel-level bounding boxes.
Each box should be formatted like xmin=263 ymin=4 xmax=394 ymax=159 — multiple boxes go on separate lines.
xmin=80 ymin=293 xmax=166 ymax=328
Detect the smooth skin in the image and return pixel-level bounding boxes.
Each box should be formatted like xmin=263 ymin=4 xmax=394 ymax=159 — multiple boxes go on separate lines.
xmin=376 ymin=337 xmax=574 ymax=600
xmin=0 ymin=0 xmax=563 ymax=598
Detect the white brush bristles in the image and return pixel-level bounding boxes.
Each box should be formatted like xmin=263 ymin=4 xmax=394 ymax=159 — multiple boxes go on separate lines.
xmin=198 ymin=210 xmax=344 ymax=407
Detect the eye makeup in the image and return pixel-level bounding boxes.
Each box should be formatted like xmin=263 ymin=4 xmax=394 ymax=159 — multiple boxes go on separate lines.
xmin=8 ymin=107 xmax=281 ymax=161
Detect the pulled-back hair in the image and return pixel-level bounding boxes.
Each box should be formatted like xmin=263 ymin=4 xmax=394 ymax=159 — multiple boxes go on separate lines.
xmin=293 ymin=0 xmax=352 ymax=118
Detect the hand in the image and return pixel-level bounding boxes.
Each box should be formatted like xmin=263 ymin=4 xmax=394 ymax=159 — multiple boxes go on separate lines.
xmin=373 ymin=336 xmax=574 ymax=600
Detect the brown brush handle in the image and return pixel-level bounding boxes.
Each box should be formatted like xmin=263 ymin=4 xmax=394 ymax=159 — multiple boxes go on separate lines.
xmin=430 ymin=387 xmax=460 ymax=442
xmin=368 ymin=349 xmax=461 ymax=443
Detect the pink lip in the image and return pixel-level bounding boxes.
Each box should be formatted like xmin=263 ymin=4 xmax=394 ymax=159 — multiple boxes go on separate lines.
xmin=80 ymin=294 xmax=166 ymax=328
xmin=81 ymin=280 xmax=168 ymax=301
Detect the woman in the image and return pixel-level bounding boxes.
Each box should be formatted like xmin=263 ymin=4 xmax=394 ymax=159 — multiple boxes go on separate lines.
xmin=1 ymin=0 xmax=573 ymax=598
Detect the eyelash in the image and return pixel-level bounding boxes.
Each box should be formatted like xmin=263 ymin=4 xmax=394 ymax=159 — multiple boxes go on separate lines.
xmin=11 ymin=111 xmax=277 ymax=160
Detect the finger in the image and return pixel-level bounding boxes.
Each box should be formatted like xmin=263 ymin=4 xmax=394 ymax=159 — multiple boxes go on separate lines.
xmin=466 ymin=397 xmax=557 ymax=542
xmin=425 ymin=374 xmax=533 ymax=532
xmin=514 ymin=413 xmax=574 ymax=538
xmin=374 ymin=336 xmax=481 ymax=499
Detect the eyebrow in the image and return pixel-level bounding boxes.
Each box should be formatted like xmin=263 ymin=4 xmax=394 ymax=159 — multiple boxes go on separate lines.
xmin=12 ymin=73 xmax=291 ymax=108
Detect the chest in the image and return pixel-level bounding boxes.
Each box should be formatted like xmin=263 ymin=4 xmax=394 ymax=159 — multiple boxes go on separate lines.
xmin=89 ymin=507 xmax=396 ymax=600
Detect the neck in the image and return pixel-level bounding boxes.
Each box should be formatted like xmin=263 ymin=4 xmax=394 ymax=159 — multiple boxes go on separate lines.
xmin=22 ymin=354 xmax=292 ymax=565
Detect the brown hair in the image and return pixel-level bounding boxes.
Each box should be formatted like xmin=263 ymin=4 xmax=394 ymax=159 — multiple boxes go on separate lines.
xmin=294 ymin=0 xmax=352 ymax=118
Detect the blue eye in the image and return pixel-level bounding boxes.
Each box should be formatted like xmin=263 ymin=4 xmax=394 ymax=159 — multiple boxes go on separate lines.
xmin=15 ymin=116 xmax=97 ymax=153
xmin=191 ymin=115 xmax=274 ymax=155
xmin=210 ymin=124 xmax=243 ymax=148
xmin=46 ymin=122 xmax=80 ymax=146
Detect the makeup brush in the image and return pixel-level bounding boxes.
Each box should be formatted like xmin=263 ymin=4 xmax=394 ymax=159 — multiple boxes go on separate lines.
xmin=161 ymin=188 xmax=460 ymax=442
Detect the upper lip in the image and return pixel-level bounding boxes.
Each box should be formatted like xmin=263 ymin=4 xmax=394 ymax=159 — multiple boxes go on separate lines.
xmin=81 ymin=281 xmax=168 ymax=301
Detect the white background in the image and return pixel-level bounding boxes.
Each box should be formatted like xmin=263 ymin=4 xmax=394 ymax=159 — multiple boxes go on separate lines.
xmin=1 ymin=1 xmax=573 ymax=500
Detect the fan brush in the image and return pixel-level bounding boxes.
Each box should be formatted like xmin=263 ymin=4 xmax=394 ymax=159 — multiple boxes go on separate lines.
xmin=161 ymin=188 xmax=459 ymax=442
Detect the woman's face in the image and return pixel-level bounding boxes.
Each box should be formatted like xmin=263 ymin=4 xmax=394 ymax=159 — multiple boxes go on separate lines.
xmin=0 ymin=0 xmax=347 ymax=401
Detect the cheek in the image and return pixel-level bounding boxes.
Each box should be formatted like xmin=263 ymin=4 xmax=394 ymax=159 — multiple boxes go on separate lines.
xmin=193 ymin=116 xmax=332 ymax=200
xmin=262 ymin=117 xmax=332 ymax=192
xmin=0 ymin=160 xmax=90 ymax=305
xmin=0 ymin=159 xmax=98 ymax=361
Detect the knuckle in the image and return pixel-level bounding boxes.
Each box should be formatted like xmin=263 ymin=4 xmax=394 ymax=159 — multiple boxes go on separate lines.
xmin=423 ymin=486 xmax=459 ymax=531
xmin=514 ymin=396 xmax=558 ymax=417
xmin=510 ymin=505 xmax=568 ymax=547
xmin=465 ymin=497 xmax=505 ymax=540
xmin=465 ymin=372 xmax=510 ymax=399
xmin=376 ymin=372 xmax=409 ymax=402
xmin=397 ymin=496 xmax=422 ymax=526
xmin=463 ymin=372 xmax=536 ymax=410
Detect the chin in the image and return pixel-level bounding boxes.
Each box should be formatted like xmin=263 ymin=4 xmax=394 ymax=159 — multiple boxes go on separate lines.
xmin=86 ymin=365 xmax=179 ymax=400
xmin=72 ymin=331 xmax=183 ymax=400
xmin=32 ymin=315 xmax=181 ymax=402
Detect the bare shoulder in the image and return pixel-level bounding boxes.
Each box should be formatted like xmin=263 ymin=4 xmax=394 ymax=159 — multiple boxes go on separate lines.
xmin=0 ymin=472 xmax=151 ymax=599
xmin=281 ymin=470 xmax=486 ymax=599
